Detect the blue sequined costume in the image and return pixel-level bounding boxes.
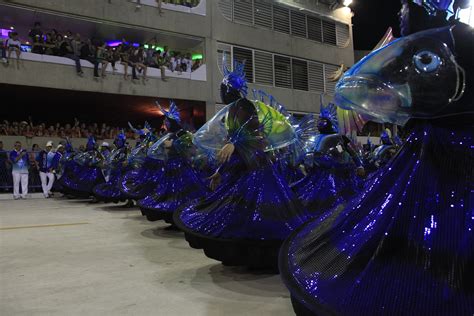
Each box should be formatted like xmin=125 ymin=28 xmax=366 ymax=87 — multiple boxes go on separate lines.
xmin=118 ymin=128 xmax=161 ymax=200
xmin=291 ymin=101 xmax=364 ymax=216
xmin=175 ymin=61 xmax=311 ymax=269
xmin=280 ymin=22 xmax=474 ymax=315
xmin=139 ymin=101 xmax=209 ymax=224
xmin=93 ymin=131 xmax=131 ymax=203
xmin=60 ymin=136 xmax=105 ymax=197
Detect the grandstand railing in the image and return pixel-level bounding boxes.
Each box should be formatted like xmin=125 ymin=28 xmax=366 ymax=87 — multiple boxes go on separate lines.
xmin=13 ymin=52 xmax=207 ymax=82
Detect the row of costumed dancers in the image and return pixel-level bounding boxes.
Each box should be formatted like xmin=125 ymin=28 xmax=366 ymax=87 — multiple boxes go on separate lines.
xmin=55 ymin=0 xmax=473 ymax=314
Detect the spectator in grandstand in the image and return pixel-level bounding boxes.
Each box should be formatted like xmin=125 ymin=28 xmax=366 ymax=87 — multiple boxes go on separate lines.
xmin=43 ymin=33 xmax=56 ymax=55
xmin=182 ymin=53 xmax=192 ymax=72
xmin=134 ymin=45 xmax=148 ymax=80
xmin=191 ymin=58 xmax=202 ymax=71
xmin=29 ymin=21 xmax=44 ymax=54
xmin=154 ymin=50 xmax=168 ymax=81
xmin=127 ymin=46 xmax=140 ymax=80
xmin=96 ymin=42 xmax=109 ymax=78
xmin=52 ymin=34 xmax=64 ymax=56
xmin=60 ymin=33 xmax=83 ymax=76
xmin=7 ymin=32 xmax=22 ymax=68
xmin=80 ymin=38 xmax=100 ymax=78
xmin=10 ymin=141 xmax=29 ymax=199
xmin=36 ymin=141 xmax=60 ymax=198
xmin=105 ymin=46 xmax=119 ymax=73
xmin=118 ymin=39 xmax=131 ymax=79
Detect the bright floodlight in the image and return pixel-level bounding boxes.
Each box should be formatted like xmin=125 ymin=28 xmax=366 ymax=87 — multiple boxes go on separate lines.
xmin=343 ymin=0 xmax=353 ymax=6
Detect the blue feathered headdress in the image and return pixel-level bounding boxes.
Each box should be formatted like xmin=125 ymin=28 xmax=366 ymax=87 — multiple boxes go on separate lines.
xmin=156 ymin=100 xmax=181 ymax=124
xmin=115 ymin=129 xmax=127 ymax=148
xmin=319 ymin=95 xmax=339 ymax=132
xmin=222 ymin=56 xmax=248 ymax=97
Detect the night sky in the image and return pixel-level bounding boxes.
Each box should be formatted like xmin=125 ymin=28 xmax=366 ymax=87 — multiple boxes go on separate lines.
xmin=351 ymin=0 xmax=403 ymax=50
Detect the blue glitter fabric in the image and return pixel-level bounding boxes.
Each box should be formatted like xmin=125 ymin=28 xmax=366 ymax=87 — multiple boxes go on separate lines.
xmin=290 ymin=165 xmax=361 ymax=216
xmin=93 ymin=147 xmax=130 ymax=202
xmin=274 ymin=158 xmax=305 ymax=185
xmin=280 ymin=119 xmax=474 ymax=315
xmin=178 ymin=153 xmax=310 ymax=240
xmin=119 ymin=157 xmax=165 ymax=200
xmin=60 ymin=150 xmax=105 ymax=196
xmin=138 ymin=155 xmax=208 ymax=222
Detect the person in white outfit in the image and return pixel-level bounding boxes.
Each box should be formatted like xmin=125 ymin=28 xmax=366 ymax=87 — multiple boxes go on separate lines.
xmin=36 ymin=141 xmax=60 ymax=198
xmin=9 ymin=141 xmax=29 ymax=199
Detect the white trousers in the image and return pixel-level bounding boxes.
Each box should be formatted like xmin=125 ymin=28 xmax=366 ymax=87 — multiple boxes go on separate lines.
xmin=40 ymin=171 xmax=55 ymax=197
xmin=12 ymin=171 xmax=28 ymax=198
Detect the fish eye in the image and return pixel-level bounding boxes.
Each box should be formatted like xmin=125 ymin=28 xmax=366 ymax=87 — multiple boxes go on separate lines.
xmin=413 ymin=50 xmax=441 ymax=73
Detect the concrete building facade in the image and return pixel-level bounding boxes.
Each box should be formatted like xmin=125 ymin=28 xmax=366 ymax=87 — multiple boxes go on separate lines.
xmin=0 ymin=0 xmax=355 ymax=119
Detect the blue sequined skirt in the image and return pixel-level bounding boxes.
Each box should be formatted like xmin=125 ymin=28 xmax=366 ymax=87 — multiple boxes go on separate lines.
xmin=291 ymin=165 xmax=361 ymax=216
xmin=60 ymin=162 xmax=105 ymax=197
xmin=280 ymin=120 xmax=474 ymax=315
xmin=119 ymin=158 xmax=164 ymax=200
xmin=93 ymin=166 xmax=130 ymax=203
xmin=175 ymin=157 xmax=310 ymax=268
xmin=138 ymin=156 xmax=208 ymax=223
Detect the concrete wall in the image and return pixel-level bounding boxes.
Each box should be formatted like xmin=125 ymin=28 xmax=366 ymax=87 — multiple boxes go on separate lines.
xmin=0 ymin=59 xmax=209 ymax=101
xmin=0 ymin=136 xmax=137 ymax=150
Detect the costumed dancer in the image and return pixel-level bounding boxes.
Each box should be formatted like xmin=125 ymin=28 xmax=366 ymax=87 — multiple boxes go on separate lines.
xmin=279 ymin=1 xmax=473 ymax=314
xmin=53 ymin=139 xmax=75 ymax=194
xmin=290 ymin=96 xmax=365 ymax=216
xmin=119 ymin=123 xmax=162 ymax=200
xmin=138 ymin=101 xmax=209 ymax=225
xmin=60 ymin=136 xmax=105 ymax=198
xmin=365 ymin=129 xmax=398 ymax=173
xmin=93 ymin=130 xmax=131 ymax=203
xmin=174 ymin=60 xmax=310 ymax=269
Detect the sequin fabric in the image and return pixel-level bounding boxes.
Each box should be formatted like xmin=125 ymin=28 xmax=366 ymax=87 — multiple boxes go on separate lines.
xmin=60 ymin=151 xmax=105 ymax=194
xmin=179 ymin=154 xmax=310 ymax=241
xmin=137 ymin=156 xmax=208 ymax=215
xmin=280 ymin=119 xmax=474 ymax=315
xmin=119 ymin=157 xmax=165 ymax=200
xmin=291 ymin=166 xmax=361 ymax=216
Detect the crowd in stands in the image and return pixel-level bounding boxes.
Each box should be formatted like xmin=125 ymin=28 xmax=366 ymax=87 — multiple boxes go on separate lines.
xmin=0 ymin=20 xmax=203 ymax=81
xmin=0 ymin=118 xmax=141 ymax=140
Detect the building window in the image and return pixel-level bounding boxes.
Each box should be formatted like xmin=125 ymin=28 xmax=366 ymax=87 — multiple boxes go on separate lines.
xmin=290 ymin=10 xmax=307 ymax=38
xmin=232 ymin=46 xmax=254 ymax=83
xmin=274 ymin=55 xmax=292 ymax=89
xmin=218 ymin=43 xmax=339 ymax=94
xmin=254 ymin=0 xmax=272 ymax=29
xmin=254 ymin=51 xmax=274 ymax=86
xmin=218 ymin=0 xmax=350 ymax=48
xmin=322 ymin=20 xmax=337 ymax=46
xmin=273 ymin=5 xmax=290 ymax=34
xmin=292 ymin=59 xmax=308 ymax=91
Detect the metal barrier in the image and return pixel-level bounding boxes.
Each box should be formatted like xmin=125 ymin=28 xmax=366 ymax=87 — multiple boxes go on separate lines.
xmin=0 ymin=150 xmax=44 ymax=191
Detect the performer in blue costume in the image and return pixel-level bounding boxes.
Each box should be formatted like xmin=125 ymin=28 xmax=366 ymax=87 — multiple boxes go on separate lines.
xmin=290 ymin=97 xmax=365 ymax=215
xmin=174 ymin=61 xmax=311 ymax=269
xmin=280 ymin=1 xmax=474 ymax=314
xmin=365 ymin=129 xmax=398 ymax=173
xmin=60 ymin=136 xmax=105 ymax=198
xmin=138 ymin=101 xmax=209 ymax=225
xmin=93 ymin=130 xmax=131 ymax=203
xmin=119 ymin=123 xmax=162 ymax=200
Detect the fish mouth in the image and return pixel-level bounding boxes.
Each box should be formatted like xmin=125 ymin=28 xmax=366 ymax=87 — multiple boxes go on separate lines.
xmin=334 ymin=75 xmax=412 ymax=125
